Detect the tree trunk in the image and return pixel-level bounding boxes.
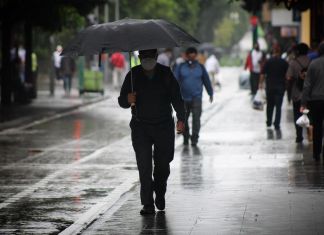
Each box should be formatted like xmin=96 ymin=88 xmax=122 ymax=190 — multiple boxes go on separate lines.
xmin=25 ymin=21 xmax=36 ymax=98
xmin=1 ymin=21 xmax=12 ymax=105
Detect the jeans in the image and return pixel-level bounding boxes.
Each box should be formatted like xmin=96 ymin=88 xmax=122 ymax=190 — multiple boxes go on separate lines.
xmin=293 ymin=100 xmax=303 ymax=140
xmin=266 ymin=90 xmax=284 ymax=128
xmin=250 ymin=72 xmax=260 ymax=96
xmin=63 ymin=75 xmax=72 ymax=95
xmin=309 ymin=101 xmax=324 ymax=157
xmin=130 ymin=118 xmax=175 ymax=206
xmin=184 ymin=99 xmax=202 ymax=143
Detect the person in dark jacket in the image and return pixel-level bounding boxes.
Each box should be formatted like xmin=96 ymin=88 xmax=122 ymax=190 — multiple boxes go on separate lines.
xmin=60 ymin=56 xmax=75 ymax=97
xmin=118 ymin=49 xmax=185 ymax=215
xmin=286 ymin=43 xmax=310 ymax=143
xmin=174 ymin=47 xmax=213 ymax=146
xmin=259 ymin=45 xmax=288 ymax=130
xmin=301 ymin=42 xmax=324 ymax=161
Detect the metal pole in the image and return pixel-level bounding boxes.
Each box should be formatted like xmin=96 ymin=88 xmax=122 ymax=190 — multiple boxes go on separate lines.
xmin=129 ymin=52 xmax=133 ymax=92
xmin=129 ymin=52 xmax=135 ymax=107
xmin=115 ymin=0 xmax=119 ymax=21
xmin=104 ymin=2 xmax=109 ymax=22
xmin=104 ymin=2 xmax=110 ymax=84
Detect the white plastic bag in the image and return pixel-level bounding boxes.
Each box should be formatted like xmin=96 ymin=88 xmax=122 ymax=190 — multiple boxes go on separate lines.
xmin=296 ymin=109 xmax=310 ymax=128
xmin=253 ymin=89 xmax=265 ymax=110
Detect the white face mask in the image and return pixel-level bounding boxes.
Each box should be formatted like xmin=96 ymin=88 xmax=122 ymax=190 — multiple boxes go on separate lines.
xmin=141 ymin=58 xmax=157 ymax=71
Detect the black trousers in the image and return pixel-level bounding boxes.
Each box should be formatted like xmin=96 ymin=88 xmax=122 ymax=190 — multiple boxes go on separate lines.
xmin=250 ymin=72 xmax=260 ymax=96
xmin=266 ymin=90 xmax=284 ymax=128
xmin=309 ymin=101 xmax=324 ymax=157
xmin=130 ymin=118 xmax=175 ymax=206
xmin=184 ymin=99 xmax=202 ymax=143
xmin=293 ymin=100 xmax=303 ymax=140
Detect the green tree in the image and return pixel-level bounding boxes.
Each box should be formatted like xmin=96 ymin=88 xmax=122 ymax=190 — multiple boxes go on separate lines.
xmin=120 ymin=0 xmax=199 ymax=34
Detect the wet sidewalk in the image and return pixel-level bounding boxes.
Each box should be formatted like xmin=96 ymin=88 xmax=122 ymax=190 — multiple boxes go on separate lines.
xmin=1 ymin=68 xmax=323 ymax=235
xmin=83 ymin=75 xmax=324 ymax=234
xmin=0 ymin=83 xmax=111 ymax=132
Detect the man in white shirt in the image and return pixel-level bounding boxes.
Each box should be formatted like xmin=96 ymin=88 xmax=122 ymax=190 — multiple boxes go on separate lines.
xmin=205 ymin=54 xmax=221 ymax=89
xmin=53 ymin=45 xmax=63 ymax=81
xmin=250 ymin=43 xmax=263 ymax=96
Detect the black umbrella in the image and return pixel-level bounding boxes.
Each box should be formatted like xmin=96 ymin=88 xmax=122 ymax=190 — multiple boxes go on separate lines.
xmin=62 ymin=18 xmax=199 ymax=104
xmin=62 ymin=18 xmax=199 ymax=57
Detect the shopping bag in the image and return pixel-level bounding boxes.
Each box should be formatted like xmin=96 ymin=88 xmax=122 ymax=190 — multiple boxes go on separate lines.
xmin=296 ymin=109 xmax=310 ymax=128
xmin=253 ymin=89 xmax=265 ymax=110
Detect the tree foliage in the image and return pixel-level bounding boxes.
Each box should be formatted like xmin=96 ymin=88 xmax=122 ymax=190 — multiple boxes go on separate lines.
xmin=214 ymin=1 xmax=249 ymax=50
xmin=119 ymin=0 xmax=199 ymax=34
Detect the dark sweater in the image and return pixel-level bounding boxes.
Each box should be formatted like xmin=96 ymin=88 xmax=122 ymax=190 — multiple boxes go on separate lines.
xmin=118 ymin=63 xmax=185 ymax=124
xmin=263 ymin=56 xmax=288 ymax=92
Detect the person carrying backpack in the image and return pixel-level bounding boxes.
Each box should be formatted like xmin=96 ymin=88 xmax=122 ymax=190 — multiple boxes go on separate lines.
xmin=286 ymin=43 xmax=311 ymax=143
xmin=174 ymin=47 xmax=213 ymax=146
xmin=301 ymin=42 xmax=324 ymax=161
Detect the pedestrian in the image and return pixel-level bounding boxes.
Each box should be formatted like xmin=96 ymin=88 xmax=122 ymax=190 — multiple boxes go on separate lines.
xmin=60 ymin=56 xmax=75 ymax=97
xmin=205 ymin=53 xmax=221 ymax=90
xmin=157 ymin=48 xmax=172 ymax=67
xmin=175 ymin=47 xmax=213 ymax=146
xmin=110 ymin=52 xmax=126 ymax=89
xmin=118 ymin=49 xmax=185 ymax=215
xmin=286 ymin=43 xmax=311 ymax=143
xmin=301 ymin=42 xmax=324 ymax=161
xmin=53 ymin=45 xmax=63 ymax=81
xmin=259 ymin=45 xmax=288 ymax=130
xmin=245 ymin=42 xmax=263 ymax=96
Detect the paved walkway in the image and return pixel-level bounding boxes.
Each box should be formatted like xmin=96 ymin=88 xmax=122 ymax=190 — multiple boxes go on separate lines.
xmin=1 ymin=68 xmax=323 ymax=235
xmin=83 ymin=71 xmax=324 ymax=235
xmin=0 ymin=82 xmax=113 ymax=132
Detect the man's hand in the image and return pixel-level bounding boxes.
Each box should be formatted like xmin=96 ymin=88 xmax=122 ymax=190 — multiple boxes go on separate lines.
xmin=176 ymin=121 xmax=185 ymax=134
xmin=209 ymin=96 xmax=213 ymax=103
xmin=127 ymin=92 xmax=136 ymax=106
xmin=259 ymin=82 xmax=264 ymax=89
xmin=300 ymin=106 xmax=306 ymax=113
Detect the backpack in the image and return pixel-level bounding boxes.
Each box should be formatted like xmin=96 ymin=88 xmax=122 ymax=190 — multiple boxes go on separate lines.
xmin=295 ymin=59 xmax=309 ymax=91
xmin=177 ymin=62 xmax=205 ymax=84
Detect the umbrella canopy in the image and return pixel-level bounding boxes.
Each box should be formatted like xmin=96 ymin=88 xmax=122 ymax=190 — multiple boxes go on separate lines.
xmin=62 ymin=18 xmax=200 ymax=56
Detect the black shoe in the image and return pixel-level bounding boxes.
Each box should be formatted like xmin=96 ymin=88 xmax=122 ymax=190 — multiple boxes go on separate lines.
xmin=295 ymin=137 xmax=303 ymax=143
xmin=140 ymin=205 xmax=155 ymax=215
xmin=274 ymin=125 xmax=280 ymax=130
xmin=313 ymin=155 xmax=320 ymax=162
xmin=155 ymin=195 xmax=165 ymax=210
xmin=183 ymin=139 xmax=189 ymax=146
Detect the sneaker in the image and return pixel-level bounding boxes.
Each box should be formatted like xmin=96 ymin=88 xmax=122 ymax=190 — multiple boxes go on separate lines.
xmin=313 ymin=154 xmax=320 ymax=162
xmin=140 ymin=205 xmax=155 ymax=215
xmin=295 ymin=137 xmax=303 ymax=143
xmin=155 ymin=195 xmax=165 ymax=210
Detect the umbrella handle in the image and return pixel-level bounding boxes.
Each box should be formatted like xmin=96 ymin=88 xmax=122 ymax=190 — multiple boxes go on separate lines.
xmin=129 ymin=52 xmax=136 ymax=108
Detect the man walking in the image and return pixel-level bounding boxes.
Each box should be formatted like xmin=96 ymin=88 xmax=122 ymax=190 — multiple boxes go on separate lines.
xmin=301 ymin=42 xmax=324 ymax=161
xmin=286 ymin=43 xmax=310 ymax=143
xmin=118 ymin=49 xmax=185 ymax=215
xmin=259 ymin=46 xmax=288 ymax=130
xmin=60 ymin=56 xmax=75 ymax=97
xmin=175 ymin=47 xmax=213 ymax=146
xmin=110 ymin=52 xmax=125 ymax=89
xmin=245 ymin=43 xmax=263 ymax=96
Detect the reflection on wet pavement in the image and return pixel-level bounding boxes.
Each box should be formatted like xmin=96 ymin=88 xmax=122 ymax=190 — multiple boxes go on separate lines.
xmin=84 ymin=68 xmax=324 ymax=234
xmin=1 ymin=68 xmax=324 ymax=234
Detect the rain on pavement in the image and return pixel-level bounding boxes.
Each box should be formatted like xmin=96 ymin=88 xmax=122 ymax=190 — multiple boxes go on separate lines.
xmin=1 ymin=68 xmax=324 ymax=234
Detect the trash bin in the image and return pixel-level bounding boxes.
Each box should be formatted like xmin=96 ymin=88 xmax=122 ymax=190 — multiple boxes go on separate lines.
xmin=78 ymin=59 xmax=105 ymax=96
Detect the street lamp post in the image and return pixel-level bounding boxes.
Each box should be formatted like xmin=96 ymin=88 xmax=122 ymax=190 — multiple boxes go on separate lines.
xmin=115 ymin=0 xmax=119 ymax=21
